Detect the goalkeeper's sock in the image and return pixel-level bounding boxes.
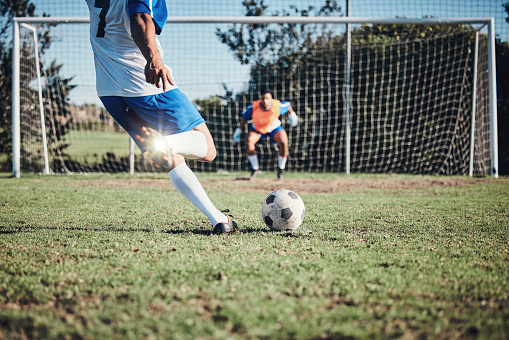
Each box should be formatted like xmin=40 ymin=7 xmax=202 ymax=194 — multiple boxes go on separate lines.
xmin=248 ymin=154 xmax=260 ymax=170
xmin=278 ymin=155 xmax=287 ymax=170
xmin=168 ymin=163 xmax=228 ymax=226
xmin=164 ymin=131 xmax=207 ymax=160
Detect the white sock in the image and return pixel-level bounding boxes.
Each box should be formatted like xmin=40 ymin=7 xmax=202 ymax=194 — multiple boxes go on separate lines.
xmin=168 ymin=163 xmax=228 ymax=226
xmin=278 ymin=155 xmax=287 ymax=170
xmin=164 ymin=131 xmax=207 ymax=159
xmin=248 ymin=154 xmax=259 ymax=170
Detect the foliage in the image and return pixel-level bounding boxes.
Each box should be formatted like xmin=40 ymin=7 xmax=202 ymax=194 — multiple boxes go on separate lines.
xmin=194 ymin=95 xmax=226 ymax=116
xmin=352 ymin=21 xmax=477 ymax=46
xmin=0 ymin=1 xmax=36 ymax=170
xmin=497 ymin=39 xmax=509 ymax=175
xmin=0 ymin=0 xmax=74 ymax=172
xmin=500 ymin=3 xmax=509 ymax=175
xmin=216 ymin=0 xmax=342 ymax=67
xmin=42 ymin=61 xmax=75 ymax=171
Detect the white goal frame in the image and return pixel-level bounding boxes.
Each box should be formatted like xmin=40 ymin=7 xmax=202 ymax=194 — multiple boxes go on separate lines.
xmin=12 ymin=16 xmax=499 ymax=178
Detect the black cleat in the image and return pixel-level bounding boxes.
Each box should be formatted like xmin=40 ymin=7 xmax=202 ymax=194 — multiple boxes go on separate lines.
xmin=136 ymin=127 xmax=173 ymax=171
xmin=250 ymin=169 xmax=262 ymax=180
xmin=213 ymin=219 xmax=237 ymax=234
xmin=277 ymin=168 xmax=284 ymax=180
xmin=212 ymin=213 xmax=238 ymax=235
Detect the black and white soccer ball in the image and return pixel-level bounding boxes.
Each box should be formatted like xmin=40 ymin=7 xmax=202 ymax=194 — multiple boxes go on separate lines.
xmin=262 ymin=189 xmax=305 ymax=231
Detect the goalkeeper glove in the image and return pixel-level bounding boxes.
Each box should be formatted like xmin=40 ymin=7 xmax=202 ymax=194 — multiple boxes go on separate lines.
xmin=232 ymin=127 xmax=242 ymax=144
xmin=287 ymin=112 xmax=299 ymax=127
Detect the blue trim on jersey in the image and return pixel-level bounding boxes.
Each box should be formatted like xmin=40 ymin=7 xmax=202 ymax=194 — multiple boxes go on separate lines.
xmin=241 ymin=105 xmax=253 ymax=121
xmin=128 ymin=0 xmax=168 ymax=34
xmin=241 ymin=101 xmax=290 ymax=121
xmin=100 ymin=89 xmax=205 ymax=153
xmin=249 ymin=125 xmax=285 ymax=144
xmin=279 ymin=101 xmax=291 ymax=114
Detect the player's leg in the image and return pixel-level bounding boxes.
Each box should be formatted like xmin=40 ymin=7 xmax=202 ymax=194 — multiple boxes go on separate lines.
xmin=127 ymin=89 xmax=209 ymax=170
xmin=98 ymin=96 xmax=174 ymax=171
xmin=136 ymin=126 xmax=175 ymax=171
xmin=101 ymin=94 xmax=236 ymax=234
xmin=167 ymin=152 xmax=235 ymax=234
xmin=161 ymin=123 xmax=215 ymax=162
xmin=137 ymin=122 xmax=215 ymax=169
xmin=150 ymin=93 xmax=235 ymax=233
xmin=272 ymin=128 xmax=289 ymax=180
xmin=161 ymin=121 xmax=234 ymax=233
xmin=246 ymin=130 xmax=262 ymax=178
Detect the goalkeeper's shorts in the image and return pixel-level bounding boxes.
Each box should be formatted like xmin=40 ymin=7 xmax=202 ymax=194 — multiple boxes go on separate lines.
xmin=101 ymin=88 xmax=205 ymax=153
xmin=249 ymin=125 xmax=284 ymax=144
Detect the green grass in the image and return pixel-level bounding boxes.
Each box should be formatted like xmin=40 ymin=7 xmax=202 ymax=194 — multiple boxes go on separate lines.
xmin=61 ymin=130 xmax=142 ymax=162
xmin=0 ymin=172 xmax=508 ymax=339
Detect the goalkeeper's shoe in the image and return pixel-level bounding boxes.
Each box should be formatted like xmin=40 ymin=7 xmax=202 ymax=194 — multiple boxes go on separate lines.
xmin=250 ymin=169 xmax=262 ymax=180
xmin=136 ymin=127 xmax=174 ymax=171
xmin=277 ymin=168 xmax=284 ymax=180
xmin=212 ymin=210 xmax=238 ymax=235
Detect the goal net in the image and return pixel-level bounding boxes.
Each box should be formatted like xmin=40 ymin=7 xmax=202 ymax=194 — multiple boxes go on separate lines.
xmin=13 ymin=17 xmax=495 ymax=176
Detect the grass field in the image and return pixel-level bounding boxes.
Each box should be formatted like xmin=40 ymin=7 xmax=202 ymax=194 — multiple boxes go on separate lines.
xmin=61 ymin=130 xmax=141 ymax=163
xmin=0 ymin=172 xmax=508 ymax=339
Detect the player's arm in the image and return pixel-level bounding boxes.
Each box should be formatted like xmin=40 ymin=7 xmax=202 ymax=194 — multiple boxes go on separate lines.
xmin=232 ymin=119 xmax=247 ymax=144
xmin=232 ymin=106 xmax=252 ymax=144
xmin=283 ymin=103 xmax=299 ymax=127
xmin=238 ymin=118 xmax=247 ymax=130
xmin=130 ymin=13 xmax=175 ymax=90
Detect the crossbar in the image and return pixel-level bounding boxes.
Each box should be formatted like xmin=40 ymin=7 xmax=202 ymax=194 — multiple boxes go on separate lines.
xmin=13 ymin=16 xmax=493 ymax=25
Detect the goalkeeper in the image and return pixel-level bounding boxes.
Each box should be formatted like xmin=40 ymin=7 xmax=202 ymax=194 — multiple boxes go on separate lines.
xmin=232 ymin=88 xmax=299 ymax=180
xmin=85 ymin=0 xmax=236 ymax=234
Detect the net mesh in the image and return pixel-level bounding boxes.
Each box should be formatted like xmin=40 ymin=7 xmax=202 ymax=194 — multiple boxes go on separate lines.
xmin=18 ymin=18 xmax=491 ymax=175
xmin=348 ymin=28 xmax=491 ymax=174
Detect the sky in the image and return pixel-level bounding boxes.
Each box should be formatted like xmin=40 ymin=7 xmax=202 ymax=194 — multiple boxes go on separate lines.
xmin=23 ymin=0 xmax=509 ymax=106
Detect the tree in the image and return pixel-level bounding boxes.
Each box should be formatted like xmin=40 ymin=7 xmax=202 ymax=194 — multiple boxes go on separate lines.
xmin=217 ymin=0 xmax=342 ymax=67
xmin=498 ymin=3 xmax=509 ymax=175
xmin=0 ymin=0 xmax=74 ymax=172
xmin=0 ymin=1 xmax=36 ymax=170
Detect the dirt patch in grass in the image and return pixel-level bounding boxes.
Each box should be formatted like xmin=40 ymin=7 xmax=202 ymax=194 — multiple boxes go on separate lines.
xmin=205 ymin=177 xmax=494 ymax=194
xmin=74 ymin=175 xmax=499 ymax=195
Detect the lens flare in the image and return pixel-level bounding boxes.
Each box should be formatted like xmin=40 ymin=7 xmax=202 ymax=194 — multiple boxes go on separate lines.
xmin=153 ymin=139 xmax=166 ymax=151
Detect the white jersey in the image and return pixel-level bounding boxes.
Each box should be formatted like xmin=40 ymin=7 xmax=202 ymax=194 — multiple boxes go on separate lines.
xmin=86 ymin=0 xmax=176 ymax=97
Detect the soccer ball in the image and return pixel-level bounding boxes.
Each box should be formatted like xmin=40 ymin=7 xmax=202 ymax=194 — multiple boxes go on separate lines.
xmin=262 ymin=189 xmax=305 ymax=231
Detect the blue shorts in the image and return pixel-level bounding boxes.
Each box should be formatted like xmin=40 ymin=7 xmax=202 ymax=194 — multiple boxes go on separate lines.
xmin=101 ymin=89 xmax=205 ymax=152
xmin=249 ymin=125 xmax=284 ymax=144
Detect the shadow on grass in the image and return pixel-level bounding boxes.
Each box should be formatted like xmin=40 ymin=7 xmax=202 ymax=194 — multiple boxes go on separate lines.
xmin=0 ymin=225 xmax=274 ymax=236
xmin=0 ymin=229 xmax=20 ymax=235
xmin=0 ymin=225 xmax=314 ymax=239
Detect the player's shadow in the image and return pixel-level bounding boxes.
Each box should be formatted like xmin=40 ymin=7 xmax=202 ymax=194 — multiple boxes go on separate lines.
xmin=0 ymin=229 xmax=19 ymax=235
xmin=235 ymin=176 xmax=251 ymax=181
xmin=0 ymin=174 xmax=18 ymax=179
xmin=0 ymin=225 xmax=269 ymax=235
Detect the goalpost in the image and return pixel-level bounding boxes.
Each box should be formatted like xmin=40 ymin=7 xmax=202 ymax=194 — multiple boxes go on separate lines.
xmin=15 ymin=23 xmax=50 ymax=175
xmin=12 ymin=16 xmax=498 ymax=177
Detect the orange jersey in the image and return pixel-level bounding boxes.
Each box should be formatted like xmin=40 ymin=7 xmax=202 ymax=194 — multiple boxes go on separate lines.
xmin=251 ymin=99 xmax=281 ymax=134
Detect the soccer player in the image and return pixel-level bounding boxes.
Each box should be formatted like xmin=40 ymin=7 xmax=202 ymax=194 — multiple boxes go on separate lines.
xmin=232 ymin=88 xmax=299 ymax=180
xmin=85 ymin=0 xmax=237 ymax=234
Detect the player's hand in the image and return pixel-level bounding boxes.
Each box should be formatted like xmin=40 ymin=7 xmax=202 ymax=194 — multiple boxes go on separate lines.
xmin=232 ymin=127 xmax=242 ymax=144
xmin=288 ymin=112 xmax=299 ymax=127
xmin=145 ymin=57 xmax=175 ymax=91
